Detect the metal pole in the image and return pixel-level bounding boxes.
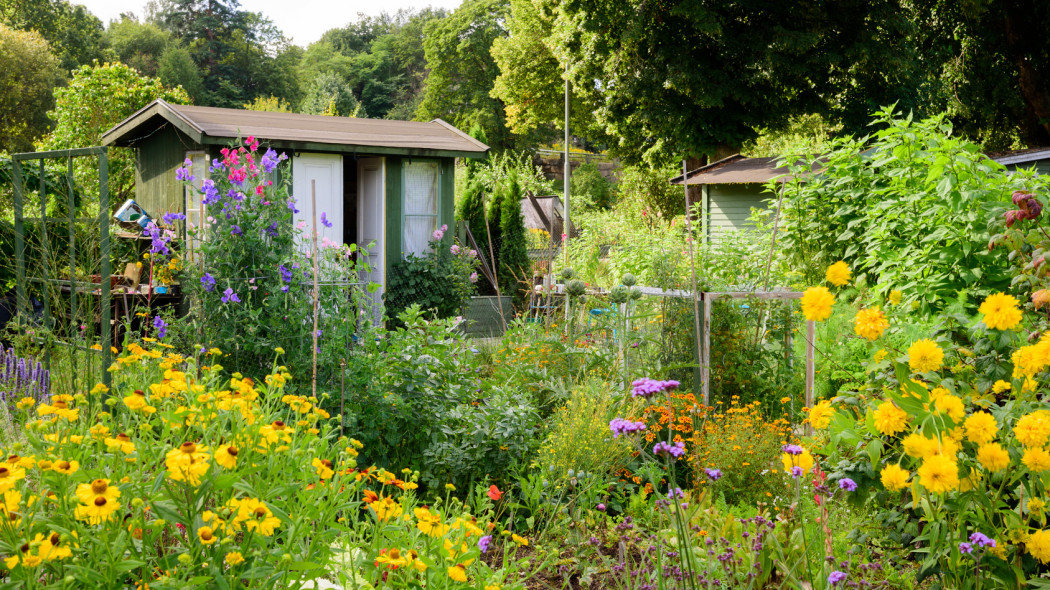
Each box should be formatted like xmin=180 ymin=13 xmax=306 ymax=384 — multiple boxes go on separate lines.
xmin=99 ymin=149 xmax=112 ymax=388
xmin=311 ymin=180 xmax=319 ymax=400
xmin=66 ymin=156 xmax=77 ymax=394
xmin=39 ymin=160 xmax=51 ymax=373
xmin=682 ymin=160 xmax=703 ymax=397
xmin=12 ymin=161 xmax=26 ymax=320
xmin=563 ymin=61 xmax=570 ymax=267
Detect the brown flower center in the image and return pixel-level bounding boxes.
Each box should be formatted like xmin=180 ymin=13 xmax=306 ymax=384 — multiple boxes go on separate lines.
xmin=116 ymin=433 xmax=131 ymax=442
xmin=93 ymin=496 xmax=107 ymax=507
xmin=272 ymin=420 xmax=286 ymax=430
xmin=253 ymin=507 xmax=267 ymax=519
xmin=57 ymin=461 xmax=70 ymax=470
xmin=180 ymin=442 xmax=197 ymax=454
xmin=90 ymin=479 xmax=108 ymax=494
xmin=227 ymin=447 xmax=239 ymax=457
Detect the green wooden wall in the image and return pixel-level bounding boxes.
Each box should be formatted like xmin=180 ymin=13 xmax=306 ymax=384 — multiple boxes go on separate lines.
xmin=705 ymin=183 xmax=773 ymax=243
xmin=134 ymin=126 xmax=201 ymax=215
xmin=384 ymin=156 xmax=402 ymax=282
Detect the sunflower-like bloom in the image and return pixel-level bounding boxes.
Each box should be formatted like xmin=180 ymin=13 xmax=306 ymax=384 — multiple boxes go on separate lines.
xmin=825 ymin=261 xmax=851 ymax=287
xmin=918 ymin=454 xmax=960 ymax=493
xmin=214 ymin=445 xmax=238 ymax=470
xmin=934 ymin=395 xmax=965 ymax=423
xmin=976 ymin=443 xmax=1010 ymax=472
xmin=1015 ymin=412 xmax=1050 ymax=448
xmin=1025 ymin=448 xmax=1050 ymax=473
xmin=908 ymin=339 xmax=944 ymax=373
xmin=881 ymin=464 xmax=910 ymax=491
xmin=807 ymin=401 xmax=835 ymax=429
xmin=854 ymin=307 xmax=889 ymax=341
xmin=1029 ymin=530 xmax=1050 ymax=564
xmin=1012 ymin=345 xmax=1047 ymax=379
xmin=165 ymin=442 xmax=211 ymax=487
xmin=801 ymin=287 xmax=835 ymax=322
xmin=312 ymin=458 xmax=334 ymax=480
xmin=902 ymin=433 xmax=938 ymax=459
xmin=965 ymin=412 xmax=998 ymax=445
xmin=75 ymin=479 xmax=120 ymax=505
xmin=873 ymin=401 xmax=910 ymax=436
xmin=75 ymin=495 xmax=121 ymax=525
xmin=447 ymin=565 xmax=468 ymax=582
xmin=979 ymin=292 xmax=1023 ymax=331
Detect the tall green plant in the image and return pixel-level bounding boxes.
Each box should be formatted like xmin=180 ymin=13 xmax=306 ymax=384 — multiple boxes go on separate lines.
xmin=498 ymin=169 xmax=530 ymax=306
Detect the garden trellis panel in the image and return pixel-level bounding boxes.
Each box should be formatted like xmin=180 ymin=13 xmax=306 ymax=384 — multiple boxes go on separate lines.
xmin=11 ymin=146 xmax=112 ymax=390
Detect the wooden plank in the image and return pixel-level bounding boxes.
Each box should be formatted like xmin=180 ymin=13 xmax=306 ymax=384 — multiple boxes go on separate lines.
xmin=702 ymin=294 xmax=711 ymax=405
xmin=805 ymin=320 xmax=815 ymax=436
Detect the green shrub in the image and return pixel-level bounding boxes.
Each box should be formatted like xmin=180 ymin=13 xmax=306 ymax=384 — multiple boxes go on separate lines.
xmin=537 ymin=379 xmax=634 ymax=478
xmin=570 ymin=161 xmax=616 ymax=210
xmin=385 ymin=230 xmax=480 ymax=322
xmin=497 ymin=168 xmax=530 ymax=307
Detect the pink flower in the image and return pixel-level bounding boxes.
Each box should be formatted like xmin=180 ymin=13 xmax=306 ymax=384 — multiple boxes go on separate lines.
xmin=432 ymin=228 xmax=445 ymax=240
xmin=469 ymin=272 xmax=478 ymax=283
xmin=451 ymin=244 xmax=461 ymax=255
xmin=255 ymin=185 xmax=265 ymax=196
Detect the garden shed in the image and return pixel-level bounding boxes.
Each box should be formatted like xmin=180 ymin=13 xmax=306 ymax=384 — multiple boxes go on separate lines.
xmin=670 ymin=155 xmax=798 ymax=244
xmin=989 ymin=147 xmax=1050 ymax=174
xmin=101 ymin=99 xmax=489 ymax=297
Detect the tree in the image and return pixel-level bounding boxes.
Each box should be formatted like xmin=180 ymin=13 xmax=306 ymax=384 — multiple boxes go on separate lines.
xmin=417 ymin=0 xmax=516 ymax=150
xmin=496 ymin=169 xmax=530 ymax=307
xmin=38 ymin=62 xmax=190 ymax=205
xmin=158 ymin=46 xmax=204 ymax=102
xmin=513 ymin=0 xmax=921 ymax=164
xmin=0 ymin=25 xmax=62 ymax=153
xmin=301 ymin=72 xmax=363 ymax=117
xmin=243 ymin=95 xmax=291 ymax=112
xmin=106 ymin=16 xmax=170 ymax=77
xmin=0 ymin=0 xmax=107 ymax=72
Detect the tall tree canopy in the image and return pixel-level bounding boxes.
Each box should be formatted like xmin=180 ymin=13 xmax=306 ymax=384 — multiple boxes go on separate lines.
xmin=106 ymin=16 xmax=170 ymax=78
xmin=417 ymin=0 xmax=516 ymax=150
xmin=0 ymin=0 xmax=107 ymax=73
xmin=0 ymin=25 xmax=62 ymax=153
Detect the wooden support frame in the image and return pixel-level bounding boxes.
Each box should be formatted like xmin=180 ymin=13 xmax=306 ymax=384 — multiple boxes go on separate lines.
xmin=699 ymin=290 xmax=815 ymax=430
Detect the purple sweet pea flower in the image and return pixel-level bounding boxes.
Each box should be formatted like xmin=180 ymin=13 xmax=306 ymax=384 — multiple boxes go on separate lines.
xmin=153 ymin=315 xmax=167 ymax=339
xmin=201 ymin=273 xmax=216 ymax=292
xmin=321 ymin=212 xmax=333 ymax=228
xmin=287 ymin=199 xmax=300 ymax=214
xmin=230 ymin=225 xmax=242 ymax=236
xmin=200 ymin=179 xmax=220 ymax=205
xmin=221 ymin=288 xmax=240 ymax=304
xmin=162 ymin=212 xmax=186 ymax=225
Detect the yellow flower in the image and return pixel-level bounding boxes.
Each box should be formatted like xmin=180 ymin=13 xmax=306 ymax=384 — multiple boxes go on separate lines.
xmin=888 ymin=290 xmax=902 ymax=305
xmin=15 ymin=398 xmax=34 ymax=410
xmin=1028 ymin=529 xmax=1050 ymax=564
xmin=104 ymin=433 xmax=136 ymax=454
xmin=825 ymin=261 xmax=851 ymax=287
xmin=75 ymin=495 xmax=121 ymax=524
xmin=197 ymin=527 xmax=218 ymax=545
xmin=880 ymin=464 xmax=910 ymax=491
xmin=917 ymin=454 xmax=960 ymax=493
xmin=75 ymin=479 xmax=121 ymax=505
xmin=1013 ymin=345 xmax=1047 ymax=379
xmin=225 ymin=552 xmax=245 ymax=566
xmin=89 ymin=383 xmax=109 ymax=395
xmin=371 ymin=496 xmax=402 ymax=522
xmin=902 ymin=433 xmax=938 ymax=459
xmin=854 ymin=307 xmax=889 ymax=341
xmin=1025 ymin=448 xmax=1050 ymax=472
xmin=992 ymin=380 xmax=1012 ymax=394
xmin=873 ymin=349 xmax=888 ymax=362
xmin=312 ymin=458 xmax=334 ymax=480
xmin=415 ymin=507 xmax=449 ymax=537
xmin=807 ymin=401 xmax=835 ymax=429
xmin=1030 ymin=497 xmax=1047 ymax=517
xmin=236 ymin=498 xmax=281 ymax=536
xmin=964 ymin=412 xmax=998 ymax=445
xmin=445 ymin=483 xmax=456 ymax=491
xmin=447 ymin=565 xmax=468 ymax=583
xmin=512 ymin=533 xmax=529 ymax=546
xmin=908 ymin=339 xmax=944 ymax=373
xmin=164 ymin=442 xmax=211 ymax=487
xmin=1015 ymin=412 xmax=1050 ymax=448
xmin=801 ymin=287 xmax=835 ymax=322
xmin=123 ymin=390 xmax=149 ymax=411
xmin=214 ymin=445 xmax=238 ymax=470
xmin=934 ymin=395 xmax=965 ymax=423
xmin=979 ymin=292 xmax=1023 ymax=331
xmin=873 ymin=401 xmax=910 ymax=436
xmin=37 ymin=532 xmax=72 ymax=561
xmin=52 ymin=460 xmax=79 ymax=475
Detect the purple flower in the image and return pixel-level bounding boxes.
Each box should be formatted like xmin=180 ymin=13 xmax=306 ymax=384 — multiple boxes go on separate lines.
xmin=321 ymin=212 xmax=333 ymax=228
xmin=631 ymin=378 xmax=680 ymax=399
xmin=153 ymin=315 xmax=167 ymax=339
xmin=175 ymin=162 xmax=194 ymax=182
xmin=221 ymin=288 xmax=240 ymax=304
xmin=609 ymin=418 xmax=646 ymax=437
xmin=969 ymin=532 xmax=995 ymax=549
xmin=162 ymin=212 xmax=186 ymax=225
xmin=704 ymin=468 xmax=723 ymax=482
xmin=200 ymin=179 xmax=220 ymax=205
xmin=227 ymin=188 xmax=244 ymax=202
xmin=265 ymin=222 xmax=279 ymax=239
xmin=828 ymin=571 xmax=847 ymax=586
xmin=287 ymin=199 xmax=299 ymax=214
xmin=478 ymin=535 xmax=492 ymax=554
xmin=653 ymin=441 xmax=685 ymax=459
xmin=143 ymin=222 xmax=171 ymax=256
xmin=230 ymin=225 xmax=242 ymax=236
xmin=791 ymin=466 xmax=804 ymax=479
xmin=959 ymin=542 xmax=973 ymax=555
xmin=201 ymin=273 xmax=216 ymax=292
xmin=667 ymin=487 xmax=684 ymax=499
xmin=838 ymin=478 xmax=857 ymax=492
xmin=596 ymin=503 xmax=606 ymax=512
xmin=782 ymin=444 xmax=804 ymax=456
xmin=210 ymin=158 xmax=225 ymax=172
xmin=261 ymin=148 xmax=285 ymax=173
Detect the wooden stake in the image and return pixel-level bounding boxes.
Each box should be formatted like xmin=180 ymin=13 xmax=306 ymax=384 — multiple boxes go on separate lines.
xmin=702 ymin=294 xmax=711 ymax=405
xmin=311 ymin=180 xmax=319 ymax=400
xmin=805 ymin=320 xmax=815 ymax=436
xmin=683 ymin=160 xmax=704 ymax=397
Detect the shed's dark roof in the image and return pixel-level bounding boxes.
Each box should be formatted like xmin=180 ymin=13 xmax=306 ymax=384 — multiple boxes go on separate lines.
xmin=670 ymin=155 xmax=819 ymax=185
xmin=101 ymin=99 xmax=489 ymax=158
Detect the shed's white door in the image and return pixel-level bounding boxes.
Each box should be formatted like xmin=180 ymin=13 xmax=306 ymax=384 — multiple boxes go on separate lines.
xmin=358 ymin=158 xmax=385 ymax=317
xmin=292 ymin=153 xmax=343 ymax=249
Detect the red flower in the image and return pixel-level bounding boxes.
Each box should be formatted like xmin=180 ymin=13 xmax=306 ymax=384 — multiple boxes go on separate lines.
xmin=487 ymin=485 xmax=503 ymax=501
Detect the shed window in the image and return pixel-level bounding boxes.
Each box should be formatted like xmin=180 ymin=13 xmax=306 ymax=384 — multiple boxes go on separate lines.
xmin=402 ymin=161 xmax=440 ymax=257
xmin=184 ymin=151 xmax=208 ymax=255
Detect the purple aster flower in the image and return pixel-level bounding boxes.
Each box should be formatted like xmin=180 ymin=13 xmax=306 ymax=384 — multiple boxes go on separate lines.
xmin=704 ymin=468 xmax=723 ymax=482
xmin=153 ymin=315 xmax=167 ymax=339
xmin=230 ymin=225 xmax=242 ymax=236
xmin=478 ymin=535 xmax=492 ymax=554
xmin=969 ymin=532 xmax=995 ymax=549
xmin=321 ymin=212 xmax=333 ymax=228
xmin=630 ymin=378 xmax=681 ymax=399
xmin=201 ymin=273 xmax=216 ymax=292
xmin=221 ymin=288 xmax=240 ymax=304
xmin=782 ymin=444 xmax=804 ymax=456
xmin=653 ymin=441 xmax=685 ymax=459
xmin=828 ymin=571 xmax=846 ymax=586
xmin=838 ymin=478 xmax=857 ymax=492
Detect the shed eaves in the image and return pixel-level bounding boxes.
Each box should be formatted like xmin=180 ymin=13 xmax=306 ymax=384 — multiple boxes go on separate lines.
xmin=101 ymin=99 xmax=489 ymax=155
xmin=670 ymin=155 xmax=819 ymax=185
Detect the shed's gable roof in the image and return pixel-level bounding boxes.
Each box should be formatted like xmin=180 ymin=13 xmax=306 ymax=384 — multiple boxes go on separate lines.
xmin=101 ymin=99 xmax=489 ymax=158
xmin=987 ymin=147 xmax=1050 ymax=167
xmin=671 ymin=154 xmax=822 ymax=185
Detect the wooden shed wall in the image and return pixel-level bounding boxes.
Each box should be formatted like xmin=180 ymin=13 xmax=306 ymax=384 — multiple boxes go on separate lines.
xmin=135 ymin=125 xmax=201 ymax=215
xmin=705 ymin=183 xmax=772 ymax=243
